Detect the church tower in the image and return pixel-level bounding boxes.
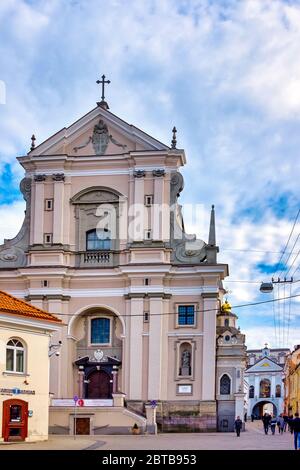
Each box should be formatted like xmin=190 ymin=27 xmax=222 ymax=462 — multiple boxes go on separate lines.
xmin=0 ymin=79 xmax=228 ymax=433
xmin=216 ymin=300 xmax=247 ymax=432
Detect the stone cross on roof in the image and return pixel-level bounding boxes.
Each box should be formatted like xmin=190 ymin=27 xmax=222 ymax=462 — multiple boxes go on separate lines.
xmin=96 ymin=75 xmax=111 ymax=109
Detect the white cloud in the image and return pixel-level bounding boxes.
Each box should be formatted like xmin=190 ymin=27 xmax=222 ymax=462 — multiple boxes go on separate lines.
xmin=244 ymin=325 xmax=300 ymax=351
xmin=0 ymin=200 xmax=25 ymax=244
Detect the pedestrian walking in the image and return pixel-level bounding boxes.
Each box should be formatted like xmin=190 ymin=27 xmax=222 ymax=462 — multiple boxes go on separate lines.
xmin=234 ymin=416 xmax=243 ymax=437
xmin=277 ymin=414 xmax=285 ymax=434
xmin=288 ymin=414 xmax=294 ymax=433
xmin=262 ymin=413 xmax=271 ymax=435
xmin=283 ymin=414 xmax=288 ymax=432
xmin=244 ymin=412 xmax=247 ymax=423
xmin=251 ymin=413 xmax=254 ymax=422
xmin=270 ymin=416 xmax=277 ymax=435
xmin=292 ymin=412 xmax=300 ymax=450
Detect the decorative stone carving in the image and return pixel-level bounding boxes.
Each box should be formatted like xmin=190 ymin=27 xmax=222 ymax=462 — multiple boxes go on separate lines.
xmin=34 ymin=174 xmax=47 ymax=182
xmin=0 ymin=177 xmax=32 ymax=268
xmin=73 ymin=119 xmax=127 ymax=155
xmin=169 ymin=171 xmax=207 ymax=265
xmin=0 ymin=250 xmax=18 ymax=262
xmin=52 ymin=173 xmax=65 ymax=181
xmin=93 ymin=349 xmax=104 ymax=362
xmin=71 ymin=188 xmax=120 ymax=205
xmin=152 ymin=169 xmax=165 ymax=177
xmin=133 ymin=169 xmax=145 ymax=178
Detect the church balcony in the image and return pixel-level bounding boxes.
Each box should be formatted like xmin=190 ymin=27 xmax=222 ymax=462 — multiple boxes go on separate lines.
xmin=78 ymin=250 xmax=116 ymax=267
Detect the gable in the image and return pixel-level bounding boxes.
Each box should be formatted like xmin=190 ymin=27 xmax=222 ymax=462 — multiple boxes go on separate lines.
xmin=29 ymin=105 xmax=169 ymax=157
xmin=246 ymin=357 xmax=283 ymax=373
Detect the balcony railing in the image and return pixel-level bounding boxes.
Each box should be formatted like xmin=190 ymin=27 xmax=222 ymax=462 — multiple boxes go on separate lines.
xmin=78 ymin=251 xmax=115 ymax=267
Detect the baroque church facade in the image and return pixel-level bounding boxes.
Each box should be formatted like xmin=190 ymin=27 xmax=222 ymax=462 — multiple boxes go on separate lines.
xmin=0 ymin=86 xmax=246 ymax=433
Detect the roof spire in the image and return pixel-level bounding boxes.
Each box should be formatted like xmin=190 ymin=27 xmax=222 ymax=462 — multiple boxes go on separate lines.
xmin=208 ymin=204 xmax=216 ymax=246
xmin=171 ymin=126 xmax=177 ymax=148
xmin=96 ymin=75 xmax=111 ymax=109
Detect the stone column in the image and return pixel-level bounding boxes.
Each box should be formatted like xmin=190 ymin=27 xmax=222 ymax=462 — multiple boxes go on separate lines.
xmin=145 ymin=403 xmax=158 ymax=434
xmin=78 ymin=369 xmax=84 ymax=398
xmin=53 ymin=178 xmax=65 ymax=244
xmin=112 ymin=367 xmax=118 ymax=393
xmin=147 ymin=296 xmax=163 ymax=400
xmin=271 ymin=374 xmax=276 ymax=398
xmin=129 ymin=296 xmax=144 ymax=399
xmin=33 ymin=180 xmax=45 ymax=244
xmin=201 ymin=293 xmax=218 ymax=400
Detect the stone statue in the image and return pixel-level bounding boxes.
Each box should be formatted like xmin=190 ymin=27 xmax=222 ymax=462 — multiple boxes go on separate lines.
xmin=181 ymin=349 xmax=191 ymax=367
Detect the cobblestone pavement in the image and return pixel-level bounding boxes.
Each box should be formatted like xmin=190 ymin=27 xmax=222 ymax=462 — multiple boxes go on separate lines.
xmin=0 ymin=421 xmax=295 ymax=451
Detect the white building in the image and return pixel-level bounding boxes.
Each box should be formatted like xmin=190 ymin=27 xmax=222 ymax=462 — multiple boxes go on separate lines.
xmin=245 ymin=345 xmax=289 ymax=418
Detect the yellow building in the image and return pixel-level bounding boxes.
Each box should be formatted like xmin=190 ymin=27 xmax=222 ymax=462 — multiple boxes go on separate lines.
xmin=0 ymin=291 xmax=62 ymax=442
xmin=284 ymin=345 xmax=300 ymax=416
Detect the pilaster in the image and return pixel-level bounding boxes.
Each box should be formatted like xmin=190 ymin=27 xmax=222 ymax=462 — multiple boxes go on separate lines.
xmin=147 ymin=296 xmax=164 ymax=400
xmin=129 ymin=297 xmax=144 ymax=399
xmin=201 ymin=293 xmax=218 ymax=400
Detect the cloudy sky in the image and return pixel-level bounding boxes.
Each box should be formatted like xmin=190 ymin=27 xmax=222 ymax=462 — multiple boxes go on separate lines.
xmin=0 ymin=0 xmax=300 ymax=349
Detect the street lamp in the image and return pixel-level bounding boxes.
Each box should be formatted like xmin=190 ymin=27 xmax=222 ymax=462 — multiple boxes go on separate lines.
xmin=260 ymin=282 xmax=273 ymax=293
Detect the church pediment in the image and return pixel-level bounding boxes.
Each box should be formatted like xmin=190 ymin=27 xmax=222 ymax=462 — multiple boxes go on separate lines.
xmin=29 ymin=105 xmax=169 ymax=157
xmin=246 ymin=357 xmax=283 ymax=373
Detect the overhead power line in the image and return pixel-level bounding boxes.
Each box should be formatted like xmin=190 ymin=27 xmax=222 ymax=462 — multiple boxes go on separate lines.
xmin=273 ymin=208 xmax=300 ymax=277
xmin=47 ymin=292 xmax=300 ymax=318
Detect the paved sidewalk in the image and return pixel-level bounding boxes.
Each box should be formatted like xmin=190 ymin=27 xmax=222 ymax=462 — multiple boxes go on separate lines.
xmin=0 ymin=421 xmax=295 ymax=451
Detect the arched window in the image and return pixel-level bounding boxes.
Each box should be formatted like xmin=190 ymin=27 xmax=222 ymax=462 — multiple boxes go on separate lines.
xmin=260 ymin=379 xmax=271 ymax=398
xmin=6 ymin=339 xmax=25 ymax=373
xmin=249 ymin=385 xmax=254 ymax=398
xmin=220 ymin=374 xmax=231 ymax=395
xmin=91 ymin=318 xmax=110 ymax=344
xmin=224 ymin=319 xmax=229 ymax=327
xmin=86 ymin=229 xmax=111 ymax=251
xmin=276 ymin=384 xmax=281 ymax=397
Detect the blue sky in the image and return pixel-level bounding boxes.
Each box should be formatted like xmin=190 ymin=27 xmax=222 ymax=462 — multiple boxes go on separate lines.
xmin=0 ymin=0 xmax=300 ymax=348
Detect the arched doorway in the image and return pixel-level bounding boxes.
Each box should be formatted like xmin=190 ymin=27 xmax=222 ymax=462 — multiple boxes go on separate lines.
xmin=87 ymin=370 xmax=112 ymax=399
xmin=2 ymin=399 xmax=28 ymax=442
xmin=252 ymin=401 xmax=277 ymax=418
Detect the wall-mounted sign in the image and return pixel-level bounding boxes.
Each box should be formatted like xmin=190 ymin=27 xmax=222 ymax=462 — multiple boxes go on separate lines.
xmin=0 ymin=388 xmax=36 ymax=395
xmin=177 ymin=384 xmax=192 ymax=394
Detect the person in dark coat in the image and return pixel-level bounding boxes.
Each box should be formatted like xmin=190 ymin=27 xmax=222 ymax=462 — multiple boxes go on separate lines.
xmin=234 ymin=416 xmax=243 ymax=437
xmin=262 ymin=413 xmax=271 ymax=434
xmin=283 ymin=414 xmax=289 ymax=432
xmin=288 ymin=414 xmax=294 ymax=433
xmin=270 ymin=416 xmax=277 ymax=435
xmin=251 ymin=413 xmax=255 ymax=422
xmin=292 ymin=412 xmax=300 ymax=450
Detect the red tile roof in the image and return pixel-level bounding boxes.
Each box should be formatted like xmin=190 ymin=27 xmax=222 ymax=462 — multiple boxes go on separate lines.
xmin=0 ymin=290 xmax=62 ymax=323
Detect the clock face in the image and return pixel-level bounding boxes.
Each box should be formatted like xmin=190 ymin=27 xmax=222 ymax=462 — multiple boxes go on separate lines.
xmin=94 ymin=349 xmax=104 ymax=362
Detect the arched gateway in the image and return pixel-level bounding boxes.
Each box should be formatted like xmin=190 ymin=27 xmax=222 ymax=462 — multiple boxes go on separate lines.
xmin=251 ymin=400 xmax=278 ymax=418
